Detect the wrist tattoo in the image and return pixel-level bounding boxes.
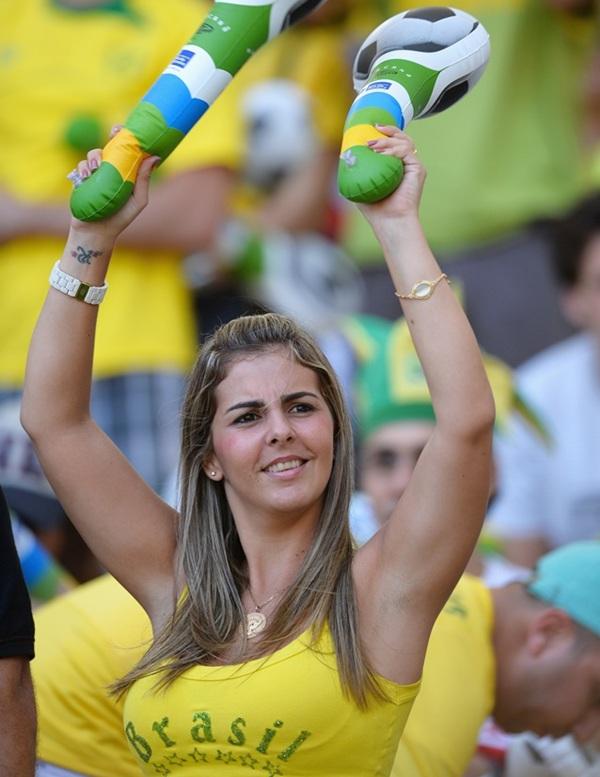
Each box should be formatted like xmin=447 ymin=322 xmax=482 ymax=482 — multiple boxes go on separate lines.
xmin=71 ymin=245 xmax=104 ymax=265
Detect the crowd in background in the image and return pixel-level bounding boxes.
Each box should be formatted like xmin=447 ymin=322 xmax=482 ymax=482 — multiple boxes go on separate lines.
xmin=2 ymin=0 xmax=600 ymax=775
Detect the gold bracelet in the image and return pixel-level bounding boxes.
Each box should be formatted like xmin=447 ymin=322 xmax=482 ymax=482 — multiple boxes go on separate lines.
xmin=395 ymin=273 xmax=449 ymax=301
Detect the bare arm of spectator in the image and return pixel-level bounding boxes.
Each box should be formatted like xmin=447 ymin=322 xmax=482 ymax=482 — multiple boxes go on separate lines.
xmin=0 ymin=487 xmax=36 ymax=776
xmin=0 ymin=657 xmax=36 ymax=777
xmin=256 ymin=149 xmax=339 ymax=234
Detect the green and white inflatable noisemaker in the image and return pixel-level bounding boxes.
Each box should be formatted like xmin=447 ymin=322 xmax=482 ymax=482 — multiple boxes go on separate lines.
xmin=70 ymin=0 xmax=325 ymax=221
xmin=338 ymin=7 xmax=490 ymax=204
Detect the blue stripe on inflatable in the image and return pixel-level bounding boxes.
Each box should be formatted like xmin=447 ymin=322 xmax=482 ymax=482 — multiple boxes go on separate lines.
xmin=143 ymin=74 xmax=209 ymax=134
xmin=348 ymin=92 xmax=405 ymax=129
xmin=170 ymin=98 xmax=209 ymax=134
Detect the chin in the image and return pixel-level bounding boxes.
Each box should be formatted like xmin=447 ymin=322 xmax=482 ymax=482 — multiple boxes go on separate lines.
xmin=268 ymin=494 xmax=321 ymax=517
xmin=492 ymin=710 xmax=521 ymax=735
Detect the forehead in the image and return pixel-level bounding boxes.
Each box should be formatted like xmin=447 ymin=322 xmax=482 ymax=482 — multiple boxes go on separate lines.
xmin=214 ymin=348 xmax=323 ymax=408
xmin=363 ymin=420 xmax=434 ymax=452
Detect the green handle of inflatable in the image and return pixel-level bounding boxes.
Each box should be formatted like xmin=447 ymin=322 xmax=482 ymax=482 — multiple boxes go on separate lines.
xmin=338 ymin=57 xmax=438 ymax=203
xmin=338 ymin=57 xmax=441 ymax=204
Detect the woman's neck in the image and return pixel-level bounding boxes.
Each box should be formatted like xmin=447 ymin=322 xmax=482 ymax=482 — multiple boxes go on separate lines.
xmin=240 ymin=523 xmax=314 ymax=603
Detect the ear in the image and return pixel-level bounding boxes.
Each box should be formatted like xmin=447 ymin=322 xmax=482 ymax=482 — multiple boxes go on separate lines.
xmin=526 ymin=607 xmax=576 ymax=657
xmin=202 ymin=455 xmax=224 ymax=482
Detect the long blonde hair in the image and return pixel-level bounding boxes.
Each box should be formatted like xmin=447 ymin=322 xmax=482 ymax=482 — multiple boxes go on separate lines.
xmin=113 ymin=313 xmax=384 ymax=706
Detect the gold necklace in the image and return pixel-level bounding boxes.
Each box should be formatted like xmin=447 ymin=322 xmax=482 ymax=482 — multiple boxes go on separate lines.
xmin=245 ymin=589 xmax=281 ymax=639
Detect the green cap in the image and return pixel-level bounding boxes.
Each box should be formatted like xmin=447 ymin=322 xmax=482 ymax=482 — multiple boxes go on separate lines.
xmin=342 ymin=315 xmax=435 ymax=439
xmin=527 ymin=541 xmax=600 ymax=637
xmin=342 ymin=314 xmax=545 ymax=441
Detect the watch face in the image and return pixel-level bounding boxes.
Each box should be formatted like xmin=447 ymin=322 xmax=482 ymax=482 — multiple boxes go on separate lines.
xmin=75 ymin=283 xmax=91 ymax=302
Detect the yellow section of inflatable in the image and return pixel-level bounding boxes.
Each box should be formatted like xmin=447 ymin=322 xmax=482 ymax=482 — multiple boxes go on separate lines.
xmin=340 ymin=123 xmax=386 ymax=153
xmin=103 ymin=128 xmax=149 ymax=183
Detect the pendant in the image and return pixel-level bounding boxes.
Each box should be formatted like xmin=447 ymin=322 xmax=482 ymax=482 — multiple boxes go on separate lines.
xmin=246 ymin=611 xmax=267 ymax=639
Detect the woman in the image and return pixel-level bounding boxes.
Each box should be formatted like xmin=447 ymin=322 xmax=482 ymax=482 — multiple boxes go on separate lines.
xmin=22 ymin=128 xmax=495 ymax=777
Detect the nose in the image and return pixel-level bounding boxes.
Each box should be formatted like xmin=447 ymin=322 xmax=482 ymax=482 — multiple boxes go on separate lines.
xmin=392 ymin=458 xmax=414 ymax=492
xmin=382 ymin=457 xmax=414 ymax=502
xmin=266 ymin=409 xmax=295 ymax=444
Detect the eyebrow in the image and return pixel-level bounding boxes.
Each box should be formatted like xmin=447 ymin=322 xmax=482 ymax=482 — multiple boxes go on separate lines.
xmin=225 ymin=391 xmax=320 ymax=414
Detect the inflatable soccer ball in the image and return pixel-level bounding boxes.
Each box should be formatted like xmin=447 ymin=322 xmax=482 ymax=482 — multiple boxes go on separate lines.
xmin=338 ymin=7 xmax=490 ymax=203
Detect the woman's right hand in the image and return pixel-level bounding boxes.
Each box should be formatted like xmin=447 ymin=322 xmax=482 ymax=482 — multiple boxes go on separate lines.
xmin=68 ymin=127 xmax=160 ymax=242
xmin=357 ymin=126 xmax=427 ymax=238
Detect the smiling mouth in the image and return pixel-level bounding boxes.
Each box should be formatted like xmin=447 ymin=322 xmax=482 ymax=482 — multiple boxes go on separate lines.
xmin=264 ymin=458 xmax=306 ymax=474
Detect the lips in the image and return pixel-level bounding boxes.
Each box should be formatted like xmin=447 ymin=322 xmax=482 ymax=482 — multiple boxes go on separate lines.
xmin=263 ymin=457 xmax=306 ymax=473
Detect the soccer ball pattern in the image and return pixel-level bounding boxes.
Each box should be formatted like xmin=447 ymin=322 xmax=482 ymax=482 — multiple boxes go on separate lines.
xmin=353 ymin=7 xmax=488 ymax=114
xmin=338 ymin=6 xmax=490 ymax=203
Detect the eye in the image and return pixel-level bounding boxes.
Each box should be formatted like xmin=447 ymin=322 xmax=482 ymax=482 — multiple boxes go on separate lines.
xmin=368 ymin=449 xmax=398 ymax=470
xmin=290 ymin=402 xmax=315 ymax=414
xmin=233 ymin=411 xmax=260 ymax=425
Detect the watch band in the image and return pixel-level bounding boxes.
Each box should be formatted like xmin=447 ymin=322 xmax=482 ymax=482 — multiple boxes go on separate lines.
xmin=49 ymin=261 xmax=108 ymax=305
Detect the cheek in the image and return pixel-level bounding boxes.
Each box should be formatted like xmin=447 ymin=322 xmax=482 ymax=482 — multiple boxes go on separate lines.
xmin=546 ymin=679 xmax=588 ymax=723
xmin=361 ymin=471 xmax=392 ymax=501
xmin=311 ymin=418 xmax=335 ymax=462
xmin=213 ymin=430 xmax=255 ymax=474
xmin=362 ymin=469 xmax=380 ymax=489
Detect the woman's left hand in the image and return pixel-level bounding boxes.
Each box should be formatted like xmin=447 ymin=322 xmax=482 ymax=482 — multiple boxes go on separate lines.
xmin=358 ymin=126 xmax=426 ymax=228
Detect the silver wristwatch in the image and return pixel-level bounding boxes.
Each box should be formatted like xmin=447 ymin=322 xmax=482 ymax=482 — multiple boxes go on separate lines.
xmin=49 ymin=261 xmax=108 ymax=305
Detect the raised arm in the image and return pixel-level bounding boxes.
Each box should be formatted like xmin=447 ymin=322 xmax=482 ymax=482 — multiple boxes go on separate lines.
xmin=21 ymin=155 xmax=178 ymax=617
xmin=354 ymin=127 xmax=495 ymax=682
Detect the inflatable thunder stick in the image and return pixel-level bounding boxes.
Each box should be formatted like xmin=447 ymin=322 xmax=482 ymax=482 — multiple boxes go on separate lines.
xmin=70 ymin=0 xmax=325 ymax=221
xmin=338 ymin=7 xmax=490 ymax=204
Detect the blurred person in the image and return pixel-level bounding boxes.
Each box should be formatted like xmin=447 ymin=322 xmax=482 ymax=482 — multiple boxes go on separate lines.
xmin=487 ymin=193 xmax=600 ymax=568
xmin=0 ymin=399 xmax=66 ymax=552
xmin=33 ymin=575 xmax=148 ymax=777
xmin=390 ymin=542 xmax=600 ymax=777
xmin=0 ymin=0 xmax=238 ymax=493
xmin=22 ymin=128 xmax=495 ymax=776
xmin=0 ymin=485 xmax=36 ymax=777
xmin=0 ymin=397 xmax=99 ymax=584
xmin=341 ymin=0 xmax=597 ymax=366
xmin=320 ymin=313 xmax=543 ymax=553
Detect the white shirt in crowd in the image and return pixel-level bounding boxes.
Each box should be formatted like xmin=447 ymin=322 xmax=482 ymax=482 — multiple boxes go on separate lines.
xmin=487 ymin=333 xmax=600 ymax=547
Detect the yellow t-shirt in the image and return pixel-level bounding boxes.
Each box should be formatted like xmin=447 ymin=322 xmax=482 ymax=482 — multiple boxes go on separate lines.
xmin=391 ymin=575 xmax=496 ymax=777
xmin=0 ymin=0 xmax=242 ymax=385
xmin=123 ymin=624 xmax=419 ymax=777
xmin=33 ymin=575 xmax=150 ymax=777
xmin=34 ymin=574 xmax=419 ymax=777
